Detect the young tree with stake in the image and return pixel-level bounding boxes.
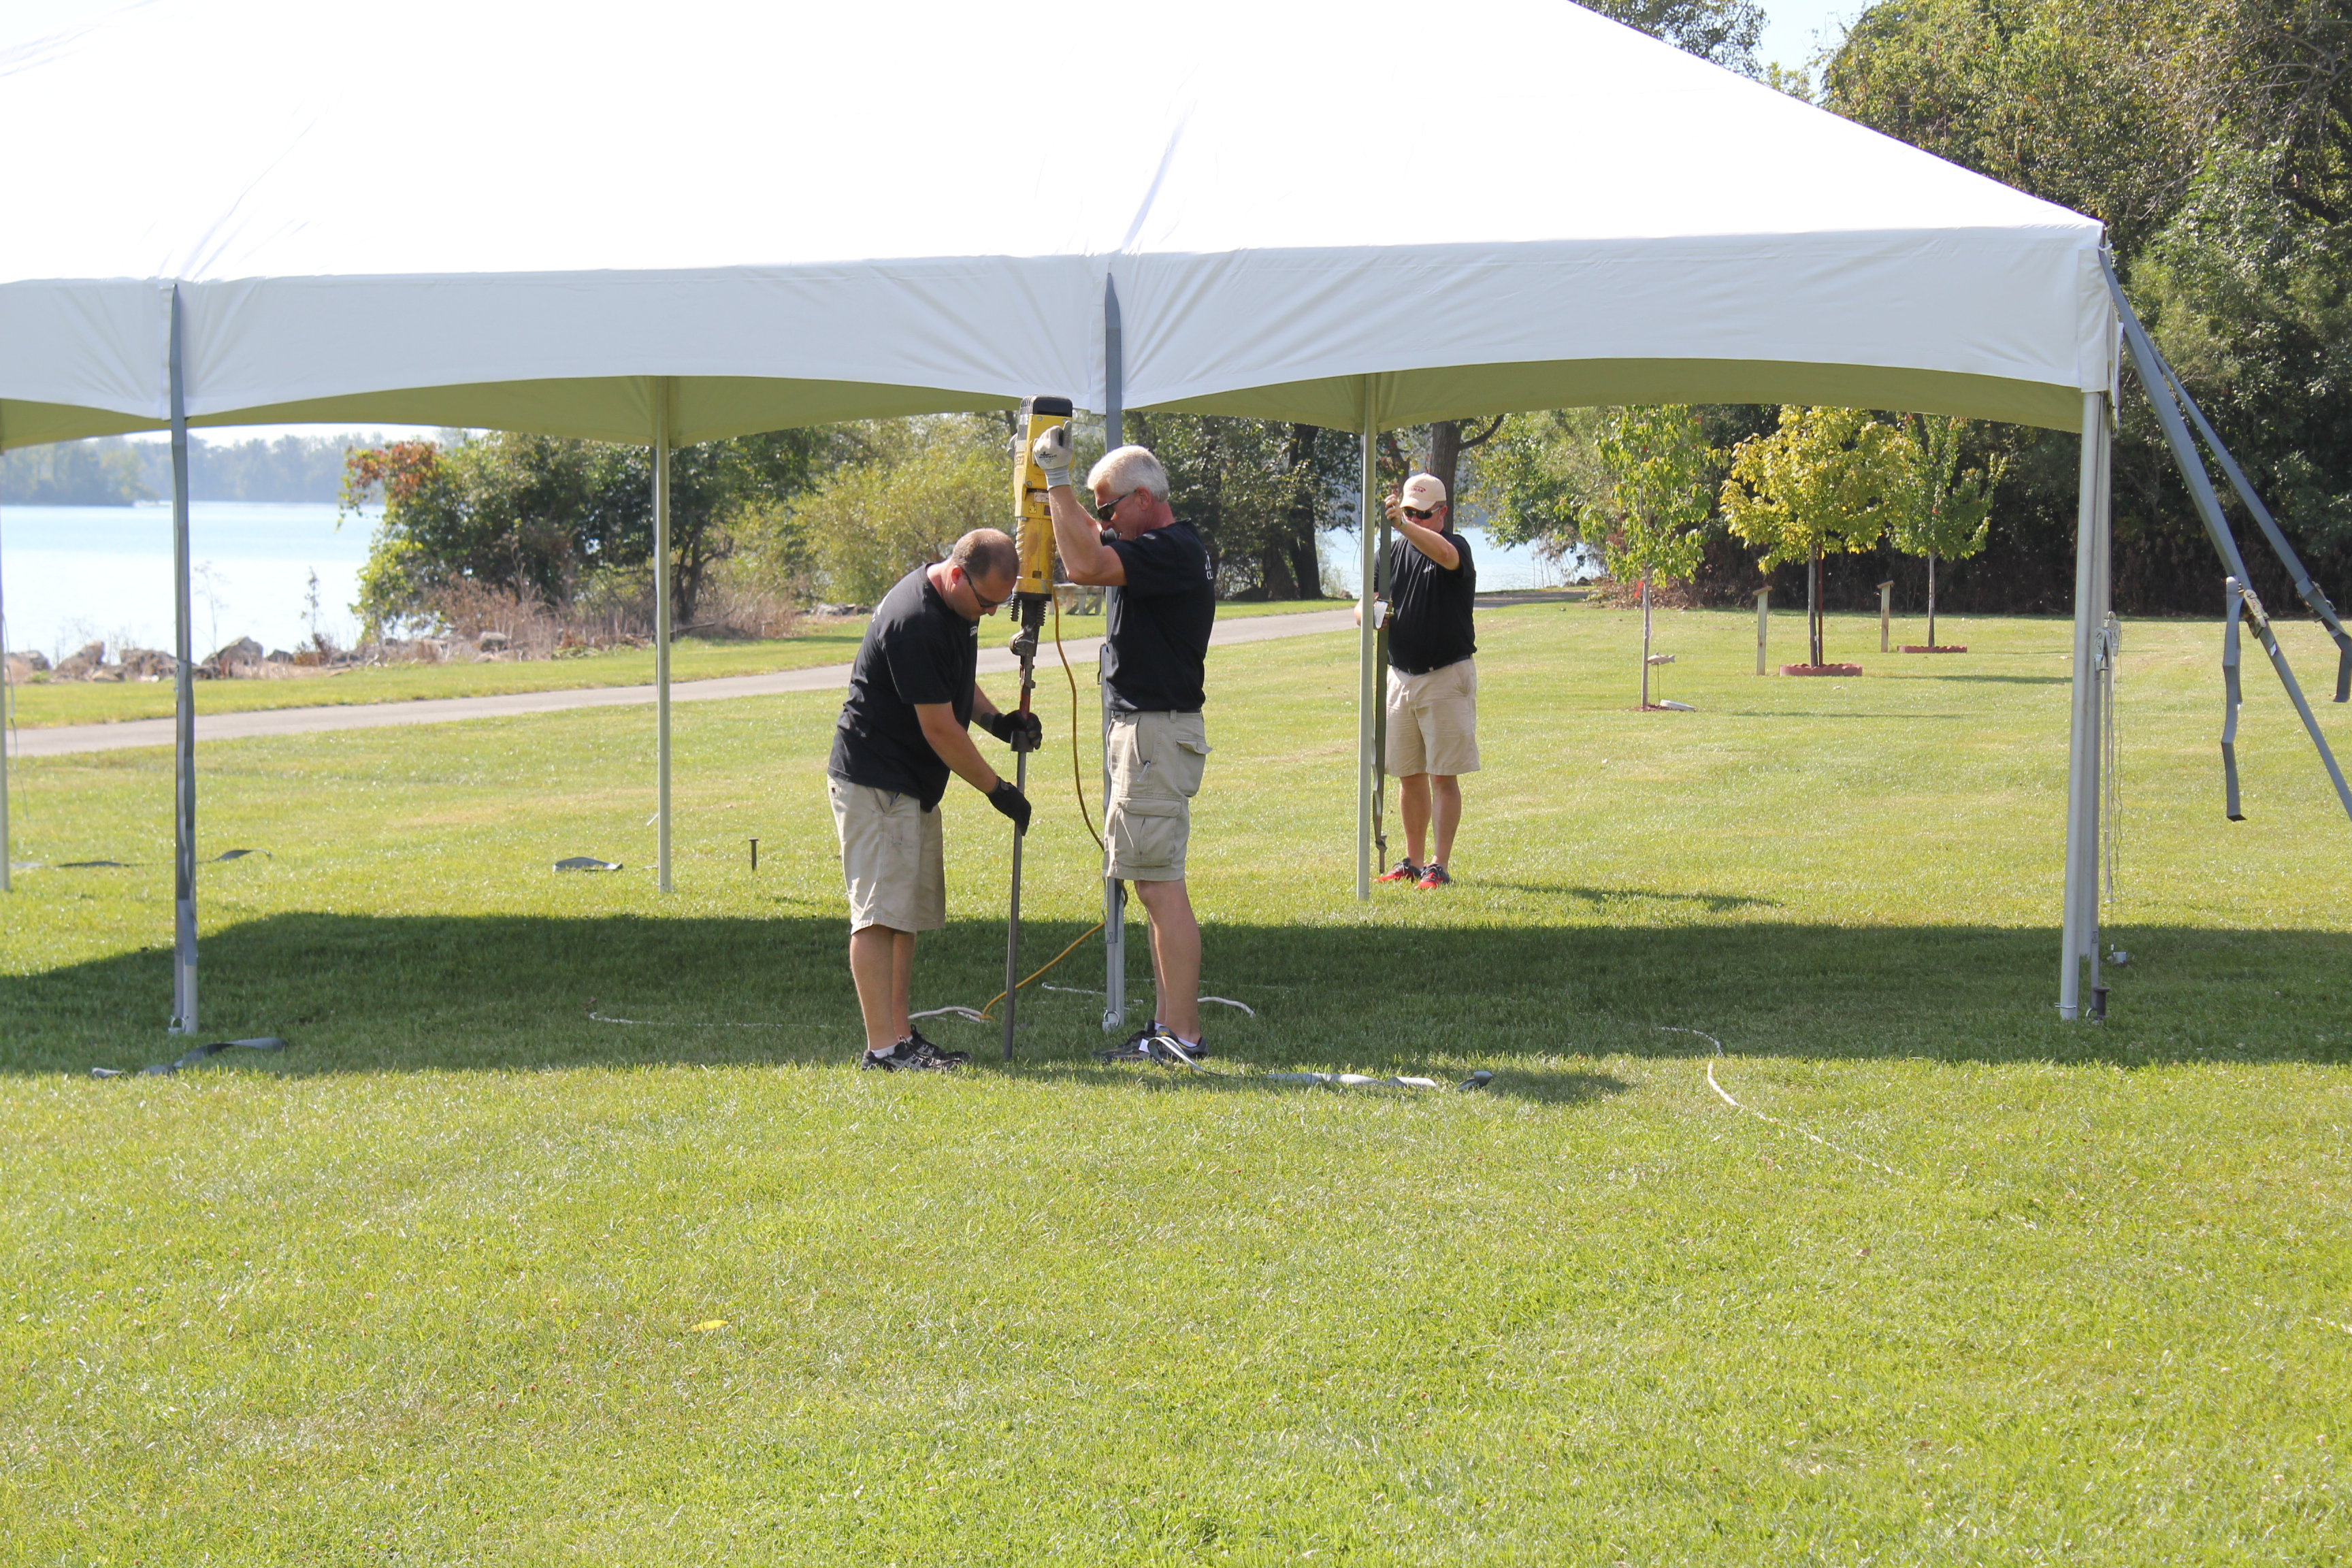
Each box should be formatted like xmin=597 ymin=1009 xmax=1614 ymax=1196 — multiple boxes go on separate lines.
xmin=1888 ymin=414 xmax=2001 ymax=650
xmin=1720 ymin=406 xmax=1913 ymax=669
xmin=1591 ymin=406 xmax=1716 ymax=707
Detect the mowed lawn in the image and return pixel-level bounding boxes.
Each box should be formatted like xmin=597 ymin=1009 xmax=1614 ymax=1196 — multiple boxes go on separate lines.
xmin=1 ymin=602 xmax=2347 ymax=1564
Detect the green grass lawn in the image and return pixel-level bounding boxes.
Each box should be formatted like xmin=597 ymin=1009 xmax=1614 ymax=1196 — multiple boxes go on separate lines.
xmin=3 ymin=602 xmax=2347 ymax=1563
xmin=7 ymin=600 xmax=1350 ymax=730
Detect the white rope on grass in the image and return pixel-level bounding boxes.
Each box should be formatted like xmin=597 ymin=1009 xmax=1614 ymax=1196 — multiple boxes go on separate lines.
xmin=1039 ymin=984 xmax=1257 ymax=1016
xmin=1661 ymin=1026 xmax=1908 ymax=1180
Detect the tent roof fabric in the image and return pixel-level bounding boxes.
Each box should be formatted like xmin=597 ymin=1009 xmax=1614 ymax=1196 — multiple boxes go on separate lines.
xmin=0 ymin=0 xmax=2112 ymax=448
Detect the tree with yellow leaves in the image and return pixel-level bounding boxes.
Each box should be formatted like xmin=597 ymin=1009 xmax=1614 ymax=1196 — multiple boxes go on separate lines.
xmin=1720 ymin=406 xmax=1914 ymax=668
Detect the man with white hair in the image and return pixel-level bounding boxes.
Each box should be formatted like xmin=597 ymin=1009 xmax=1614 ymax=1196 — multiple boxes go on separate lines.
xmin=1362 ymin=472 xmax=1478 ymax=888
xmin=827 ymin=527 xmax=1040 ymax=1071
xmin=1033 ymin=432 xmax=1217 ymax=1063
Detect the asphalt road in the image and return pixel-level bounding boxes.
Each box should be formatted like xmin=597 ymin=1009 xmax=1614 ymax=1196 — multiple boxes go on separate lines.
xmin=18 ymin=608 xmax=1361 ymax=757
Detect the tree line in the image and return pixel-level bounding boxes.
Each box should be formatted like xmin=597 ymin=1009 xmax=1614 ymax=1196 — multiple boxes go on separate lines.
xmin=1 ymin=432 xmax=388 ymax=505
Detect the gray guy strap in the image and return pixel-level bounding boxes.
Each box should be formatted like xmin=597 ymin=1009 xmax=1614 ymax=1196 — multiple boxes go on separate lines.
xmin=2101 ymin=254 xmax=2352 ymax=826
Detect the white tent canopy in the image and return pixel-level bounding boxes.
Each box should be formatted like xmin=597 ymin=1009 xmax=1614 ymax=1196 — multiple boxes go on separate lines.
xmin=0 ymin=0 xmax=2120 ymax=1024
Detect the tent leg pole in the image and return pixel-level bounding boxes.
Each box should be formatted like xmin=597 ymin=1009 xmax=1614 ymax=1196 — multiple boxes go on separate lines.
xmin=168 ymin=284 xmax=198 ymax=1034
xmin=1356 ymin=380 xmax=1378 ymax=902
xmin=1 ymin=410 xmax=11 ymax=896
xmin=2059 ymin=392 xmax=2108 ymax=1020
xmin=654 ymin=378 xmax=672 ymax=895
xmin=1100 ymin=276 xmax=1126 ymax=1031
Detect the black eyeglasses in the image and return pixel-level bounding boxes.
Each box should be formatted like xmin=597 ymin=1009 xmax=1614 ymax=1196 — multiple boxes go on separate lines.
xmin=1403 ymin=505 xmax=1440 ymax=522
xmin=964 ymin=574 xmax=1011 ymax=611
xmin=1094 ymin=489 xmax=1135 ymax=523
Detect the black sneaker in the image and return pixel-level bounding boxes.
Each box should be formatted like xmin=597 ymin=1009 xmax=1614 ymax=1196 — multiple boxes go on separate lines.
xmin=906 ymin=1026 xmax=969 ymax=1065
xmin=1096 ymin=1022 xmax=1160 ymax=1064
xmin=860 ymin=1038 xmax=964 ymax=1072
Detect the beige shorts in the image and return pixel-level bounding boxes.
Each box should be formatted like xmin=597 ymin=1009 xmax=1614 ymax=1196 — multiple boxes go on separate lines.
xmin=1385 ymin=657 xmax=1480 ymax=777
xmin=827 ymin=777 xmax=946 ymax=934
xmin=1105 ymin=709 xmax=1209 ymax=881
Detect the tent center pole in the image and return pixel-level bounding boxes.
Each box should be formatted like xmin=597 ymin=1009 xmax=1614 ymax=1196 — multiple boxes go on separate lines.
xmin=1100 ymin=274 xmax=1126 ymax=1031
xmin=168 ymin=284 xmax=198 ymax=1033
xmin=1356 ymin=378 xmax=1378 ymax=900
xmin=654 ymin=377 xmax=673 ymax=895
xmin=2058 ymin=390 xmax=2110 ymax=1019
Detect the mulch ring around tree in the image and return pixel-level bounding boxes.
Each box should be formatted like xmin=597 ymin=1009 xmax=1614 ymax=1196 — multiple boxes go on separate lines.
xmin=1900 ymin=645 xmax=1969 ymax=653
xmin=1780 ymin=663 xmax=1864 ymax=676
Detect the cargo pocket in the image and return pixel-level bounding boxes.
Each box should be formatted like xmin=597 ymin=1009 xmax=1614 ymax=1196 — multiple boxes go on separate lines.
xmin=1164 ymin=717 xmax=1211 ymax=798
xmin=1111 ymin=798 xmax=1187 ymax=874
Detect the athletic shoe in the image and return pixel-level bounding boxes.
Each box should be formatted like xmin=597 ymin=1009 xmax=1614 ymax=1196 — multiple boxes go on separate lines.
xmin=1148 ymin=1033 xmax=1209 ymax=1064
xmin=860 ymin=1038 xmax=964 ymax=1072
xmin=1096 ymin=1024 xmax=1160 ymax=1064
xmin=1415 ymin=864 xmax=1452 ymax=889
xmin=1375 ymin=858 xmax=1422 ymax=884
xmin=906 ymin=1026 xmax=969 ymax=1065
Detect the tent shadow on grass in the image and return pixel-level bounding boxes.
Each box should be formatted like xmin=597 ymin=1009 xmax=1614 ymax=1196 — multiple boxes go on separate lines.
xmin=2 ymin=913 xmax=2345 ymax=1077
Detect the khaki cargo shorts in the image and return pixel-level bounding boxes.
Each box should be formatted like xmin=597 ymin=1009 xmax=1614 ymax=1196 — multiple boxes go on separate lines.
xmin=827 ymin=777 xmax=946 ymax=933
xmin=1384 ymin=657 xmax=1480 ymax=777
xmin=1105 ymin=709 xmax=1210 ymax=881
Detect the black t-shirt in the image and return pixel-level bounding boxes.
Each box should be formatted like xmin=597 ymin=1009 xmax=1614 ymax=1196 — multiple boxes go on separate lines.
xmin=1386 ymin=528 xmax=1477 ymax=675
xmin=1104 ymin=519 xmax=1215 ymax=713
xmin=827 ymin=565 xmax=977 ymax=810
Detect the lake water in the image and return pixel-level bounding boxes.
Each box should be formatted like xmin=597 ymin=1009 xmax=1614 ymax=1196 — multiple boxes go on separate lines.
xmin=1321 ymin=524 xmax=1581 ymax=597
xmin=0 ymin=505 xmax=1580 ymax=666
xmin=2 ymin=502 xmax=376 ymax=662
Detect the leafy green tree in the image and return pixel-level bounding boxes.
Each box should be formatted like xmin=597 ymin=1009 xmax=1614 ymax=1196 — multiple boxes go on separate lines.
xmin=1592 ymin=406 xmax=1719 ymax=703
xmin=1824 ymin=0 xmax=2352 ymax=613
xmin=1721 ymin=406 xmax=1915 ymax=666
xmin=1124 ymin=413 xmax=1354 ymax=598
xmin=1889 ymin=415 xmax=2002 ymax=646
xmin=792 ymin=417 xmax=1005 ymax=607
xmin=1588 ymin=0 xmax=1765 ymax=74
xmin=344 ymin=429 xmax=831 ymax=637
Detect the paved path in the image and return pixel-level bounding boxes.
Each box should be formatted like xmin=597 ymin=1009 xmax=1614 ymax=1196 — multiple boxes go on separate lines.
xmin=18 ymin=608 xmax=1361 ymax=757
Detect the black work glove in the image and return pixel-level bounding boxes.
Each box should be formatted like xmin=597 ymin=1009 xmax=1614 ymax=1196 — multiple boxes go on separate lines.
xmin=987 ymin=778 xmax=1032 ymax=834
xmin=985 ymin=710 xmax=1045 ymax=753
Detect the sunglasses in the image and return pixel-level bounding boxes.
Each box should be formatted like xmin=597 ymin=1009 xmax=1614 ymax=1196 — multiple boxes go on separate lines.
xmin=1094 ymin=488 xmax=1137 ymax=523
xmin=1403 ymin=505 xmax=1441 ymax=521
xmin=964 ymin=572 xmax=1011 ymax=611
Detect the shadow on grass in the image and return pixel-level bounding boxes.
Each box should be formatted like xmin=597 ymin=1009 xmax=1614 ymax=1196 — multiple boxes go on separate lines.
xmin=1477 ymin=883 xmax=1780 ymax=914
xmin=3 ymin=913 xmax=2345 ymax=1077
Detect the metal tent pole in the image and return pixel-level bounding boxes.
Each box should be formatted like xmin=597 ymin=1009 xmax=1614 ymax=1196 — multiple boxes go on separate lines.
xmin=1100 ymin=274 xmax=1127 ymax=1032
xmin=654 ymin=378 xmax=673 ymax=894
xmin=1356 ymin=378 xmax=1378 ymax=900
xmin=1 ymin=404 xmax=11 ymax=894
xmin=168 ymin=284 xmax=199 ymax=1032
xmin=2058 ymin=391 xmax=2110 ymax=1019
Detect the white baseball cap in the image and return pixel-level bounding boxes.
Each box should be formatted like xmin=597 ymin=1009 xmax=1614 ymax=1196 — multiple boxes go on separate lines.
xmin=1401 ymin=474 xmax=1448 ymax=511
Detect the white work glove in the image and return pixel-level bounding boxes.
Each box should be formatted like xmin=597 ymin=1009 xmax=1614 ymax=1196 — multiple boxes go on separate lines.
xmin=1032 ymin=424 xmax=1073 ymax=489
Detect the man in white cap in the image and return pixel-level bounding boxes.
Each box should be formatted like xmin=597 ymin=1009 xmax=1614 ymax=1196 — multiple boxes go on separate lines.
xmin=1363 ymin=472 xmax=1478 ymax=888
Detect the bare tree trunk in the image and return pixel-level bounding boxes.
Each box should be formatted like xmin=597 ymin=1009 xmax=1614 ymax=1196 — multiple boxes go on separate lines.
xmin=1425 ymin=416 xmax=1507 ymax=512
xmin=1641 ymin=573 xmax=1652 ymax=707
xmin=1809 ymin=546 xmax=1825 ymax=667
xmin=1927 ymin=553 xmax=1939 ymax=648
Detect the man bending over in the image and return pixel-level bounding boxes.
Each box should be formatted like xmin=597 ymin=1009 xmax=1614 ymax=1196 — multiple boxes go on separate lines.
xmin=827 ymin=528 xmax=1041 ymax=1071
